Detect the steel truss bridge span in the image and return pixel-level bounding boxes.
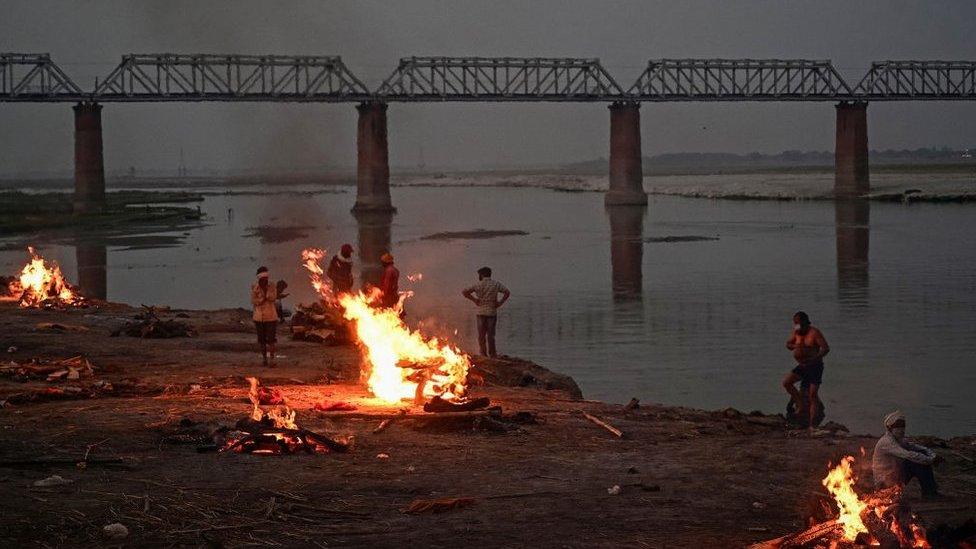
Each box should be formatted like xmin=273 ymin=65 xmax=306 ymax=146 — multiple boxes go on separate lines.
xmin=2 ymin=53 xmax=975 ymax=103
xmin=373 ymin=57 xmax=625 ymax=101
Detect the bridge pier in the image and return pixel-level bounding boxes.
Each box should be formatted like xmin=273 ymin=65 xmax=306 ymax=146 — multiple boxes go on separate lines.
xmin=353 ymin=101 xmax=395 ymax=212
xmin=75 ymin=243 xmax=107 ymax=300
xmin=73 ymin=102 xmax=106 ymax=213
xmin=607 ymin=204 xmax=646 ymax=300
xmin=834 ymin=101 xmax=869 ymax=198
xmin=354 ymin=209 xmax=394 ymax=288
xmin=605 ymin=101 xmax=646 ymax=205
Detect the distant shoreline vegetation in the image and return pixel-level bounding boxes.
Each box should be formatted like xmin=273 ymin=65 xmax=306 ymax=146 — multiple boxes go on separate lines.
xmin=1 ymin=147 xmax=973 ymax=185
xmin=559 ymin=147 xmax=976 ymax=174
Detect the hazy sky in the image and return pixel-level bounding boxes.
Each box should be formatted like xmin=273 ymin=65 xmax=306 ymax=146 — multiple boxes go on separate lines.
xmin=2 ymin=0 xmax=975 ymax=175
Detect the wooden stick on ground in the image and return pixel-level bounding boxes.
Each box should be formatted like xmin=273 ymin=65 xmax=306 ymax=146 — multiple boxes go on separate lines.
xmin=747 ymin=519 xmax=840 ymax=549
xmin=580 ymin=411 xmax=624 ymax=438
xmin=373 ymin=410 xmax=406 ymax=434
xmin=317 ymin=409 xmax=500 ymax=420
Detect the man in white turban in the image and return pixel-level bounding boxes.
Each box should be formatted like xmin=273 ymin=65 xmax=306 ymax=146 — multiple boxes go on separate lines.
xmin=872 ymin=411 xmax=942 ymax=498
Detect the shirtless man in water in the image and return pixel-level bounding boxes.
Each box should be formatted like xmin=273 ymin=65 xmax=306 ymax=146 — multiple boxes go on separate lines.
xmin=782 ymin=311 xmax=830 ymax=431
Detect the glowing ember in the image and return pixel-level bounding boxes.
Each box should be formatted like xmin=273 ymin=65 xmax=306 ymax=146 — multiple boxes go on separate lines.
xmin=822 ymin=456 xmax=869 ymax=540
xmin=301 ymin=248 xmax=469 ymax=404
xmin=6 ymin=247 xmax=82 ymax=308
xmin=222 ymin=377 xmax=350 ymax=455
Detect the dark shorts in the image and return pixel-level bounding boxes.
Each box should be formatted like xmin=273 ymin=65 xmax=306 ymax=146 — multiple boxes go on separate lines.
xmin=792 ymin=361 xmax=824 ymax=385
xmin=254 ymin=321 xmax=277 ymax=345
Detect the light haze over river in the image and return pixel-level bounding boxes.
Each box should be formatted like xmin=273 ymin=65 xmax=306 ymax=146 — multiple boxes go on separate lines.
xmin=2 ymin=180 xmax=974 ymax=437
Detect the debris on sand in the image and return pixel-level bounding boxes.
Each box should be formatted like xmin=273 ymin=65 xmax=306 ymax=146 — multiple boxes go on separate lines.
xmin=417 ymin=229 xmax=529 ymax=241
xmin=0 ymin=355 xmax=95 ymax=382
xmin=112 ymin=305 xmax=198 ymax=338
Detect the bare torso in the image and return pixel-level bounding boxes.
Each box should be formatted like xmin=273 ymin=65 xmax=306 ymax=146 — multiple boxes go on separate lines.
xmin=788 ymin=327 xmax=827 ymax=365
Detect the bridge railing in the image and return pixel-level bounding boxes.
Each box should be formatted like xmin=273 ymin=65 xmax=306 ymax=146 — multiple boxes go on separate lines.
xmin=854 ymin=61 xmax=976 ymax=100
xmin=0 ymin=53 xmax=83 ymax=101
xmin=92 ymin=54 xmax=371 ymax=101
xmin=627 ymin=59 xmax=856 ymax=101
xmin=374 ymin=57 xmax=626 ymax=101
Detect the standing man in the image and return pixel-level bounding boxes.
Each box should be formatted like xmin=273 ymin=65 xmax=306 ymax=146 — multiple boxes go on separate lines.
xmin=462 ymin=266 xmax=511 ymax=358
xmin=873 ymin=411 xmax=942 ymax=498
xmin=327 ymin=244 xmax=355 ymax=294
xmin=251 ymin=266 xmax=279 ymax=367
xmin=782 ymin=311 xmax=830 ymax=430
xmin=379 ymin=252 xmax=400 ymax=309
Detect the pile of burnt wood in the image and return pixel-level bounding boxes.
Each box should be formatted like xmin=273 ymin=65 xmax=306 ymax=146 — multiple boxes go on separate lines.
xmin=111 ymin=305 xmax=197 ymax=338
xmin=289 ymin=301 xmax=351 ymax=345
xmin=220 ymin=416 xmax=351 ymax=455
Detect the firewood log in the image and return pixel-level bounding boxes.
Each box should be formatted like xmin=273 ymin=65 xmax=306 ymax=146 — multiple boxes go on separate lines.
xmin=747 ymin=519 xmax=840 ymax=549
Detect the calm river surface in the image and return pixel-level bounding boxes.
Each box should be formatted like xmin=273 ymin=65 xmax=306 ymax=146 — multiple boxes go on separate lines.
xmin=3 ymin=182 xmax=974 ymax=437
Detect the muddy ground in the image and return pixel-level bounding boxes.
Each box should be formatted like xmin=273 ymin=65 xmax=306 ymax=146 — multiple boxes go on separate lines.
xmin=0 ymin=302 xmax=974 ymax=548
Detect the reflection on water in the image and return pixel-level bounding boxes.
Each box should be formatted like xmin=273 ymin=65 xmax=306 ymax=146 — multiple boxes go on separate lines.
xmin=835 ymin=199 xmax=870 ymax=305
xmin=607 ymin=205 xmax=645 ymax=301
xmin=75 ymin=243 xmax=107 ymax=300
xmin=2 ymin=185 xmax=974 ymax=437
xmin=354 ymin=210 xmax=394 ymax=288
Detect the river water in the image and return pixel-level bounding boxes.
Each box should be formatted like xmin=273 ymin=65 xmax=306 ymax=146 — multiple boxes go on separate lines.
xmin=2 ymin=182 xmax=974 ymax=437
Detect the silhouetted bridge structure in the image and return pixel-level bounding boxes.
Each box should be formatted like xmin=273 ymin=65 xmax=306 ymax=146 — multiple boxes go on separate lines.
xmin=3 ymin=53 xmax=975 ymax=212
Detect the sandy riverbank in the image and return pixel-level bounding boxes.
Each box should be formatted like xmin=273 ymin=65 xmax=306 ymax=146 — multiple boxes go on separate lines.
xmin=0 ymin=302 xmax=974 ymax=548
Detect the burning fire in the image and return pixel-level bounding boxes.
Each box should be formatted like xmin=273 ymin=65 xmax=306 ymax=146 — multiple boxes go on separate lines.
xmin=5 ymin=247 xmax=82 ymax=308
xmin=246 ymin=376 xmax=296 ymax=430
xmin=301 ymin=248 xmax=336 ymax=305
xmin=223 ymin=377 xmax=348 ymax=455
xmin=339 ymin=290 xmax=469 ymax=403
xmin=822 ymin=456 xmax=869 ymax=540
xmin=301 ymin=248 xmax=469 ymax=404
xmin=821 ymin=456 xmax=931 ymax=547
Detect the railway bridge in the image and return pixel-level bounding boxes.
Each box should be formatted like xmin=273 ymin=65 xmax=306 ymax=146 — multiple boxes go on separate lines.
xmin=2 ymin=52 xmax=975 ymax=212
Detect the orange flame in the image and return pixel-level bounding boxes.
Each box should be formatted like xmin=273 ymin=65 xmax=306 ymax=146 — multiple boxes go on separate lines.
xmin=821 ymin=456 xmax=930 ymax=547
xmin=301 ymin=247 xmax=337 ymax=305
xmin=8 ymin=247 xmax=81 ymax=308
xmin=338 ymin=290 xmax=469 ymax=403
xmin=301 ymin=248 xmax=469 ymax=404
xmin=246 ymin=377 xmax=296 ymax=430
xmin=822 ymin=456 xmax=869 ymax=540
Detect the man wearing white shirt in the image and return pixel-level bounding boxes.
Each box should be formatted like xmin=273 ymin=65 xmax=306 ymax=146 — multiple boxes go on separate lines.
xmin=872 ymin=411 xmax=942 ymax=498
xmin=462 ymin=267 xmax=511 ymax=358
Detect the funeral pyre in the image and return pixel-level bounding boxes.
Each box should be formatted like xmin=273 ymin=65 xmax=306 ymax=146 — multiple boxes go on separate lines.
xmin=2 ymin=247 xmax=85 ymax=308
xmin=300 ymin=247 xmax=471 ymax=406
xmin=220 ymin=377 xmax=350 ymax=455
xmin=751 ymin=456 xmax=931 ymax=549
